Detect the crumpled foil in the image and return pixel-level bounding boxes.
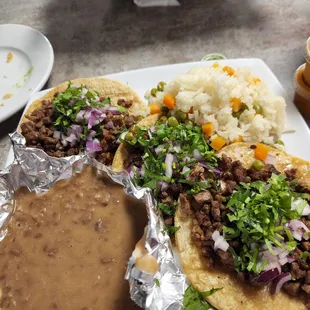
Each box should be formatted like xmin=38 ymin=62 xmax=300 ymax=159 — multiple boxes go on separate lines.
xmin=0 ymin=131 xmax=187 ymax=309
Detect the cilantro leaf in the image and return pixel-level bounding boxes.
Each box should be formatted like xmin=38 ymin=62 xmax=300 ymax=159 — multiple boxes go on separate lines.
xmin=183 ymin=285 xmax=221 ymax=310
xmin=165 ymin=225 xmax=180 ymax=237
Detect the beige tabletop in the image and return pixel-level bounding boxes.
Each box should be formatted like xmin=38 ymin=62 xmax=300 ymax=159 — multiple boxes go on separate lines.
xmin=0 ymin=0 xmax=309 ymax=168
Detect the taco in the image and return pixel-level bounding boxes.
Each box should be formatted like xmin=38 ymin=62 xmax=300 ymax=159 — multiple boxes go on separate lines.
xmin=175 ymin=142 xmax=310 ymax=309
xmin=19 ymin=77 xmax=146 ymax=165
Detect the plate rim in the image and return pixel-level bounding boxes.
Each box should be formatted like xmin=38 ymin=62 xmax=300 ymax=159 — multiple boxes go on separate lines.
xmin=0 ymin=23 xmax=54 ymax=123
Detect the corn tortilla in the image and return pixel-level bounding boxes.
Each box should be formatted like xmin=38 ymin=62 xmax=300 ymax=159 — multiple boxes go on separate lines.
xmin=175 ymin=142 xmax=310 ymax=310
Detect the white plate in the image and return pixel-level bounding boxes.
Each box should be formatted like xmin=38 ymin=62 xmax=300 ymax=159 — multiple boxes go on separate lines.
xmin=0 ymin=24 xmax=54 ymax=123
xmin=5 ymin=58 xmax=310 ymax=166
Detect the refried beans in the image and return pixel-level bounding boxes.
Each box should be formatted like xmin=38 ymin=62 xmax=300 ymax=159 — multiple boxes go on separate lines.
xmin=0 ymin=167 xmax=147 ymax=309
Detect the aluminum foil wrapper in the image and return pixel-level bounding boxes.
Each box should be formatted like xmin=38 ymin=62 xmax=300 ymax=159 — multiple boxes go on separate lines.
xmin=0 ymin=131 xmax=187 ymax=309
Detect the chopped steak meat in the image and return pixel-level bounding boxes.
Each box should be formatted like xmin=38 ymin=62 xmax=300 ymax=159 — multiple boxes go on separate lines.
xmin=179 ymin=193 xmax=193 ymax=216
xmin=283 ymin=282 xmax=301 ymax=296
xmin=20 ymin=97 xmax=140 ymax=165
xmin=193 ymin=190 xmax=212 ymax=204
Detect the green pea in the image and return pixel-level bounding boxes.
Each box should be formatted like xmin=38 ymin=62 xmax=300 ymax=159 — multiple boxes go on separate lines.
xmin=251 ymin=159 xmax=265 ymax=171
xmin=157 ymin=128 xmax=166 ymax=139
xmin=175 ymin=110 xmax=187 ymax=122
xmin=125 ymin=132 xmax=134 ymax=141
xmin=157 ymin=81 xmax=166 ymax=92
xmin=159 ymin=116 xmax=167 ymax=124
xmin=275 ymin=139 xmax=284 ymax=146
xmin=167 ymin=116 xmax=179 ymax=127
xmin=253 ymin=104 xmax=263 ymax=114
xmin=151 ymin=88 xmax=158 ymax=97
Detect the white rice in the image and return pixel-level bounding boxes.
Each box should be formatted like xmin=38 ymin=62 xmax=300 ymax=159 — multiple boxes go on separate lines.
xmin=146 ymin=64 xmax=286 ymax=145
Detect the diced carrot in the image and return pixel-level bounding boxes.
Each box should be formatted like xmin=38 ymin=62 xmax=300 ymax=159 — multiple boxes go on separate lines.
xmin=231 ymin=97 xmax=242 ymax=112
xmin=212 ymin=63 xmax=219 ymax=68
xmin=163 ymin=94 xmax=176 ymax=110
xmin=253 ymin=77 xmax=261 ymax=84
xmin=211 ymin=136 xmax=226 ymax=151
xmin=149 ymin=103 xmax=161 ymax=115
xmin=223 ymin=66 xmax=235 ymax=76
xmin=254 ymin=143 xmax=269 ymax=161
xmin=202 ymin=122 xmax=214 ymax=137
xmin=233 ymin=136 xmax=243 ymax=143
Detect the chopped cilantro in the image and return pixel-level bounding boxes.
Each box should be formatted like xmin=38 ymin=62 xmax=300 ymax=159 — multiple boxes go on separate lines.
xmin=116 ymin=105 xmax=128 ymax=113
xmin=183 ymin=285 xmax=221 ymax=310
xmin=224 ymin=174 xmax=303 ymax=274
xmin=165 ymin=225 xmax=180 ymax=237
xmin=158 ymin=202 xmax=175 ymax=216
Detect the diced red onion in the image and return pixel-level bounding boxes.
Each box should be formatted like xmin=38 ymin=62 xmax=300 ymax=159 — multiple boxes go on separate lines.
xmin=212 ymin=230 xmax=229 ymax=252
xmin=61 ymin=138 xmax=68 ymax=147
xmin=287 ymin=257 xmax=295 ymax=263
xmin=173 ymin=145 xmax=181 ymax=153
xmin=303 ymin=204 xmax=310 ymax=216
xmin=86 ymin=139 xmax=102 ymax=152
xmin=278 ymin=249 xmax=289 ymax=259
xmin=193 ymin=149 xmax=203 ymax=161
xmin=263 ymin=262 xmax=281 ymax=273
xmin=53 ymin=130 xmax=61 ymax=139
xmin=154 ymin=146 xmax=164 ymax=155
xmin=71 ymin=124 xmax=83 ymax=135
xmin=103 ymin=106 xmax=121 ymax=114
xmin=66 ymin=133 xmax=78 ymax=145
xmin=160 ymin=181 xmax=168 ymax=191
xmin=291 ymin=197 xmax=310 ymax=216
xmin=199 ymin=161 xmax=222 ymax=175
xmin=81 ymin=87 xmax=88 ymax=95
xmin=76 ymin=110 xmax=85 ymax=122
xmin=105 ymin=120 xmax=114 ymax=129
xmin=251 ymin=268 xmax=280 ymax=285
xmin=264 ymin=154 xmax=276 ymax=165
xmin=279 ymin=257 xmax=288 ymax=266
xmin=182 ymin=166 xmax=190 ymax=174
xmin=165 ymin=154 xmax=174 ymax=178
xmin=271 ymin=272 xmax=291 ymax=294
xmin=139 ymin=167 xmax=145 ymax=177
xmin=289 ymin=219 xmax=310 ymax=241
xmin=86 ymin=130 xmax=96 ymax=141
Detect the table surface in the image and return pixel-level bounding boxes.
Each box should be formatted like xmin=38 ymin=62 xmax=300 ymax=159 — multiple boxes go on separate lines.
xmin=0 ymin=0 xmax=309 ymax=168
